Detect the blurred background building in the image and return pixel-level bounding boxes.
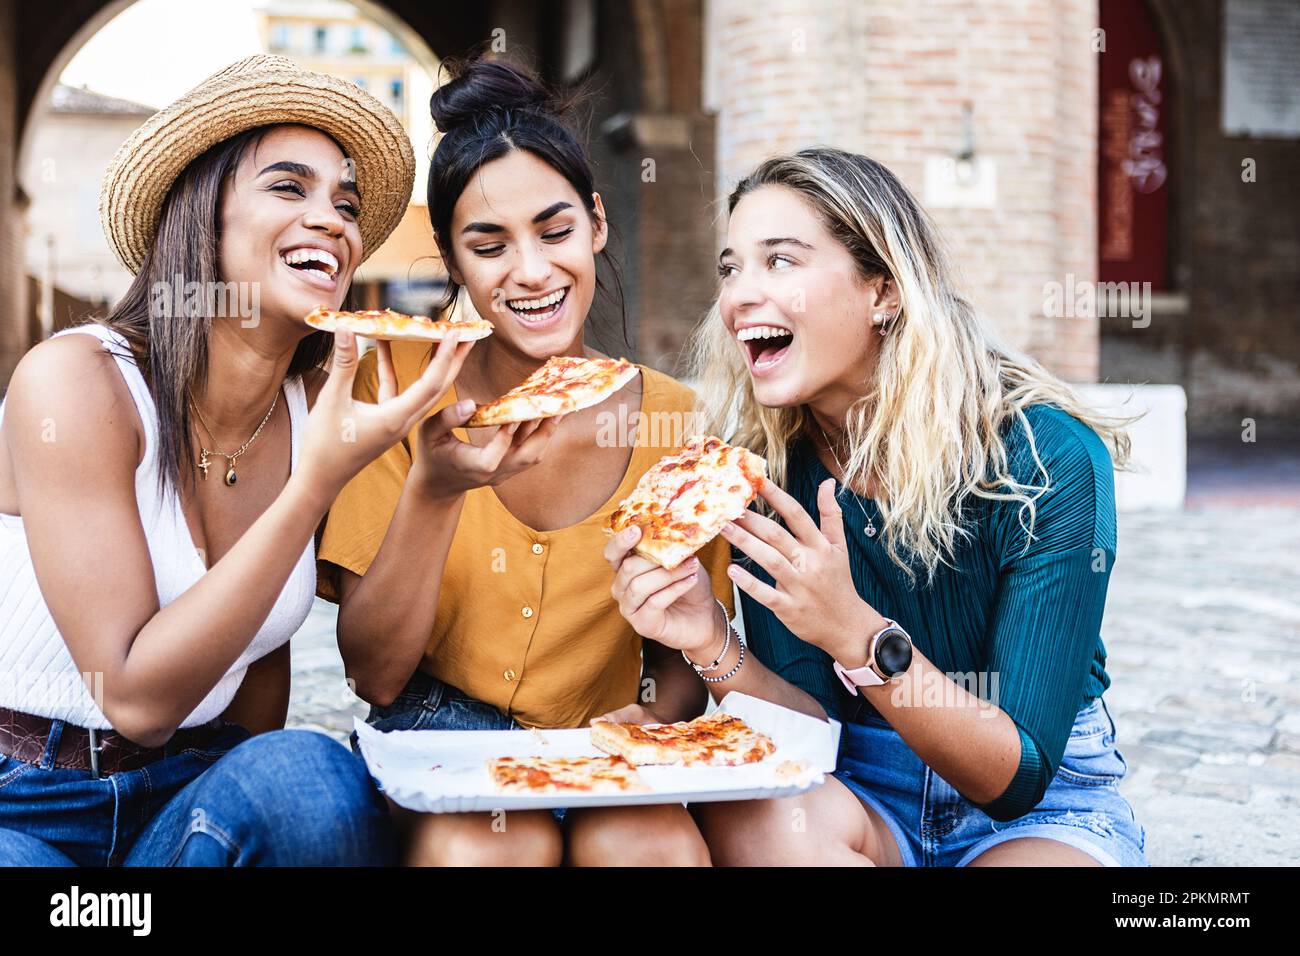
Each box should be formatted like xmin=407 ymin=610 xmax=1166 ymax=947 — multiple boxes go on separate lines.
xmin=1 ymin=0 xmax=1297 ymax=499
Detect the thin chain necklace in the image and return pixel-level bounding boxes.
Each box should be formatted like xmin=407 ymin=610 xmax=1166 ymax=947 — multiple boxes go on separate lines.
xmin=189 ymin=389 xmax=279 ymax=487
xmin=814 ymin=419 xmax=877 ymax=538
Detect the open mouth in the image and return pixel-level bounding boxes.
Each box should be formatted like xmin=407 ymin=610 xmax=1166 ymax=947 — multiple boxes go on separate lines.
xmin=506 ymin=286 xmax=569 ymax=323
xmin=280 ymin=247 xmax=340 ymax=286
xmin=737 ymin=324 xmax=795 ymax=371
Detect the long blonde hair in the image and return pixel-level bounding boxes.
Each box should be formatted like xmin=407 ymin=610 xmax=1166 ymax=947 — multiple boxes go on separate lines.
xmin=686 ymin=147 xmax=1133 ymax=582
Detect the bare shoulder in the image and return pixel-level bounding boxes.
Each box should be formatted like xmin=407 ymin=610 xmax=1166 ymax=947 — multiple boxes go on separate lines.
xmin=5 ymin=331 xmax=144 ymax=467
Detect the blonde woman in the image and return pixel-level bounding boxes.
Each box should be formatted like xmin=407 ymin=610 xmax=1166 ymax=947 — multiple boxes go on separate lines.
xmin=604 ymin=147 xmax=1149 ymax=867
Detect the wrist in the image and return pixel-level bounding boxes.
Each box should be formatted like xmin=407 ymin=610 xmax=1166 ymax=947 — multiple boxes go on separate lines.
xmin=828 ymin=602 xmax=890 ymax=668
xmin=409 ymin=477 xmax=465 ymax=509
xmin=683 ymin=600 xmax=729 ymax=663
xmin=408 ymin=463 xmax=466 ymax=506
xmin=287 ymin=470 xmax=342 ymax=516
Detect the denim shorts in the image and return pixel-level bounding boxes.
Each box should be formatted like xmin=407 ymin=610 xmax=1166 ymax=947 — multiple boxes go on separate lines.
xmin=350 ymin=670 xmax=567 ymax=823
xmin=833 ymin=696 xmax=1149 ymax=866
xmin=0 ymin=721 xmax=394 ymax=866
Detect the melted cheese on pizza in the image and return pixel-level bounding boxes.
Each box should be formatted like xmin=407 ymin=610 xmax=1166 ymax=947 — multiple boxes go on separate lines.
xmin=467 ymin=355 xmax=638 ymax=426
xmin=606 ymin=435 xmax=767 ymax=568
xmin=488 ymin=755 xmax=647 ymax=793
xmin=304 ymin=306 xmax=493 ymax=341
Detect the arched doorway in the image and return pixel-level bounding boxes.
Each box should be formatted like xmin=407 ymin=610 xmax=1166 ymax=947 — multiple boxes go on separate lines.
xmin=1 ymin=0 xmax=720 ymax=386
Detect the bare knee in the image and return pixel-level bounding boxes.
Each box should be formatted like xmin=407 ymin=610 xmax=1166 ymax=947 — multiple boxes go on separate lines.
xmin=406 ymin=811 xmax=562 ymax=867
xmin=566 ymin=804 xmax=711 ymax=867
xmin=693 ymin=798 xmax=803 ymax=866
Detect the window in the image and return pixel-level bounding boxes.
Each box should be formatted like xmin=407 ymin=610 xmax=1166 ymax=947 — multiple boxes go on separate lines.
xmin=350 ymin=26 xmax=367 ymax=53
xmin=390 ymin=79 xmax=403 ymax=107
xmin=270 ymin=24 xmax=290 ymax=52
xmin=313 ymin=26 xmax=328 ymax=53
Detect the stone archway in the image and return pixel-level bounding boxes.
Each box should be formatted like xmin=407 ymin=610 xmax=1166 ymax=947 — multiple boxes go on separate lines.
xmin=1 ymin=0 xmax=719 ymax=385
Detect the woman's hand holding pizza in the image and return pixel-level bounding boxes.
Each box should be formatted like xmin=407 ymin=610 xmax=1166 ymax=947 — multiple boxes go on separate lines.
xmin=721 ymin=478 xmax=885 ymax=663
xmin=300 ymin=329 xmax=473 ymax=501
xmin=409 ymin=401 xmax=565 ymax=500
xmin=603 ymin=525 xmax=726 ymax=659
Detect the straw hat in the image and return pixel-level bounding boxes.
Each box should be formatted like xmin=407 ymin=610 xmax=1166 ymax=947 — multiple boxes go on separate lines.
xmin=99 ymin=54 xmax=416 ymax=275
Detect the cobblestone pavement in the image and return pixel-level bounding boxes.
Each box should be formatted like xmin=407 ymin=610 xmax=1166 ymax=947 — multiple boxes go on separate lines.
xmin=287 ymin=506 xmax=1300 ymax=866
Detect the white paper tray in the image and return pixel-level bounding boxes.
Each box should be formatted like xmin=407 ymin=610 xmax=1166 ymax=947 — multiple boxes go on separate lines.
xmin=354 ymin=692 xmax=841 ymax=813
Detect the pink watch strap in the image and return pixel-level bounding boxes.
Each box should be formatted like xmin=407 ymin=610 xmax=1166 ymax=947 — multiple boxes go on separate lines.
xmin=833 ymin=618 xmax=900 ymax=693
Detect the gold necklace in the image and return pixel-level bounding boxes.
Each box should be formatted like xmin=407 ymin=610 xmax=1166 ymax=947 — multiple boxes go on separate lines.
xmin=814 ymin=419 xmax=877 ymax=538
xmin=189 ymin=389 xmax=279 ymax=487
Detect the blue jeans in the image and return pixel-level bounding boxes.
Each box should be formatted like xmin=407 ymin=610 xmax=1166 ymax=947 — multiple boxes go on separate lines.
xmin=0 ymin=720 xmax=396 ymax=866
xmin=834 ymin=696 xmax=1149 ymax=866
xmin=351 ymin=670 xmax=567 ymax=823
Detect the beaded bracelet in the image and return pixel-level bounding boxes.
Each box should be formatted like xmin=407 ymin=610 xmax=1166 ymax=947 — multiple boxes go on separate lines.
xmin=700 ymin=628 xmax=746 ymax=683
xmin=681 ymin=599 xmax=732 ymax=674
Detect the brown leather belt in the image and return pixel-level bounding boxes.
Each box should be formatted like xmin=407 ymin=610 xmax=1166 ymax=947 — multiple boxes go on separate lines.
xmin=0 ymin=706 xmax=227 ymax=777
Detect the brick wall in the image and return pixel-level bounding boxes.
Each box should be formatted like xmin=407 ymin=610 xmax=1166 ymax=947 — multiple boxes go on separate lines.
xmin=708 ymin=0 xmax=1100 ymax=382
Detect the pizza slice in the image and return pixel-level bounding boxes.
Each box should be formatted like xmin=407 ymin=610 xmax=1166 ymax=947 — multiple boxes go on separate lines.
xmin=487 ymin=754 xmax=649 ymax=794
xmin=305 ymin=306 xmax=494 ymax=343
xmin=589 ymin=712 xmax=777 ymax=767
xmin=604 ymin=434 xmax=768 ymax=569
xmin=465 ymin=355 xmax=640 ymax=427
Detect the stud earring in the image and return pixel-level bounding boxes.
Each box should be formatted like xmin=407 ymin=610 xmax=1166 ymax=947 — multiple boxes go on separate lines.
xmin=873 ymin=311 xmax=894 ymax=336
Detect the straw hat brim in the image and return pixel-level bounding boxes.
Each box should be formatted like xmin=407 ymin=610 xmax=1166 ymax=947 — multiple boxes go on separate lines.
xmin=99 ymin=57 xmax=416 ymax=275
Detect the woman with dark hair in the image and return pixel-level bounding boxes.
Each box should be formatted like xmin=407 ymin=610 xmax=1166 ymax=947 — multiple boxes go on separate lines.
xmin=318 ymin=58 xmax=729 ymax=866
xmin=0 ymin=56 xmax=474 ymax=866
xmin=605 ymin=147 xmax=1149 ymax=867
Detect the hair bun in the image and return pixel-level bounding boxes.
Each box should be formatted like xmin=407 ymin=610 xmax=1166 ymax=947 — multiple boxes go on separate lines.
xmin=430 ymin=59 xmax=560 ymax=135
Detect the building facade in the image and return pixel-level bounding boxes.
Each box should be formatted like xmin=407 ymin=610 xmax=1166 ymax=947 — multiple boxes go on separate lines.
xmin=1 ymin=0 xmax=1296 ymax=435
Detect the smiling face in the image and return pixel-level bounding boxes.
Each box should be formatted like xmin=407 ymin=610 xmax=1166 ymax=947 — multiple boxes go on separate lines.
xmin=444 ymin=148 xmax=607 ymax=360
xmin=217 ymin=123 xmax=363 ymax=326
xmin=718 ymin=184 xmax=894 ymax=414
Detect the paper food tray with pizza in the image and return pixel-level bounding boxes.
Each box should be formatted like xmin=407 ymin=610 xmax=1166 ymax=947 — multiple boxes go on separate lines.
xmin=354 ymin=692 xmax=842 ymax=813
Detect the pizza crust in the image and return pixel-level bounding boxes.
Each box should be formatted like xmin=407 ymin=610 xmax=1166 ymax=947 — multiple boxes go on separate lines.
xmin=589 ymin=713 xmax=777 ymax=767
xmin=466 ymin=355 xmax=640 ymax=427
xmin=305 ymin=305 xmax=494 ymax=343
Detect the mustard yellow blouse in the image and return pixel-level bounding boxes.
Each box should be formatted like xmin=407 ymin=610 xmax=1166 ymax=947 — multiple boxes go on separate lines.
xmin=317 ymin=342 xmax=735 ymax=729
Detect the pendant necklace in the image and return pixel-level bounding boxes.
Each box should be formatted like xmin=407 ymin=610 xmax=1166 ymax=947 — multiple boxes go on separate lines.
xmin=815 ymin=419 xmax=877 ymax=538
xmin=190 ymin=389 xmax=279 ymax=487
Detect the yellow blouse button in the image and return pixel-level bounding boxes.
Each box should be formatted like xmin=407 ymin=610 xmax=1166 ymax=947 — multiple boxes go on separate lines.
xmin=522 ymin=606 xmax=534 ymax=619
xmin=504 ymin=669 xmax=516 ymax=682
xmin=531 ymin=543 xmax=544 ymax=555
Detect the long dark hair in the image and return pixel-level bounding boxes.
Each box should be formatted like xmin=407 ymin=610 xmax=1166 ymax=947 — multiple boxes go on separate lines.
xmin=426 ymin=57 xmax=628 ymax=349
xmin=98 ymin=125 xmax=335 ymax=503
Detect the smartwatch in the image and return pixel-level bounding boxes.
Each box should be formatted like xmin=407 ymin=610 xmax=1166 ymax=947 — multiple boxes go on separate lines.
xmin=833 ymin=618 xmax=914 ymax=692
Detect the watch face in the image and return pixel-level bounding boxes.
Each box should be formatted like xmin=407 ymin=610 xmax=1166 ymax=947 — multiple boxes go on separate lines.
xmin=876 ymin=630 xmax=913 ymax=678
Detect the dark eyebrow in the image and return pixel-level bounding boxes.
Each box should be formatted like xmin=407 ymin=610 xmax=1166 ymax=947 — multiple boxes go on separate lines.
xmin=260 ymin=160 xmax=360 ymax=199
xmin=533 ymin=200 xmax=572 ymax=223
xmin=259 ymin=161 xmax=315 ymax=180
xmin=461 ymin=200 xmax=575 ymax=237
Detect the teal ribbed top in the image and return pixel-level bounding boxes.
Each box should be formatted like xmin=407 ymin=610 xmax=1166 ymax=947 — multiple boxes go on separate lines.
xmin=738 ymin=403 xmax=1116 ymax=821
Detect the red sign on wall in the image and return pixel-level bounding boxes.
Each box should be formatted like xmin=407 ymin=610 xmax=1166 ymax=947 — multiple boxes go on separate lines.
xmin=1099 ymin=0 xmax=1171 ymax=289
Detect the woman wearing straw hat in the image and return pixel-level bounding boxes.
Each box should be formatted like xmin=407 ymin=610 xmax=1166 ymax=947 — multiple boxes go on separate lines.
xmin=0 ymin=56 xmax=474 ymax=866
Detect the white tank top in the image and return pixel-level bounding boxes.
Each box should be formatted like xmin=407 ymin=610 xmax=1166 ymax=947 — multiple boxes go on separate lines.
xmin=0 ymin=323 xmax=316 ymax=729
